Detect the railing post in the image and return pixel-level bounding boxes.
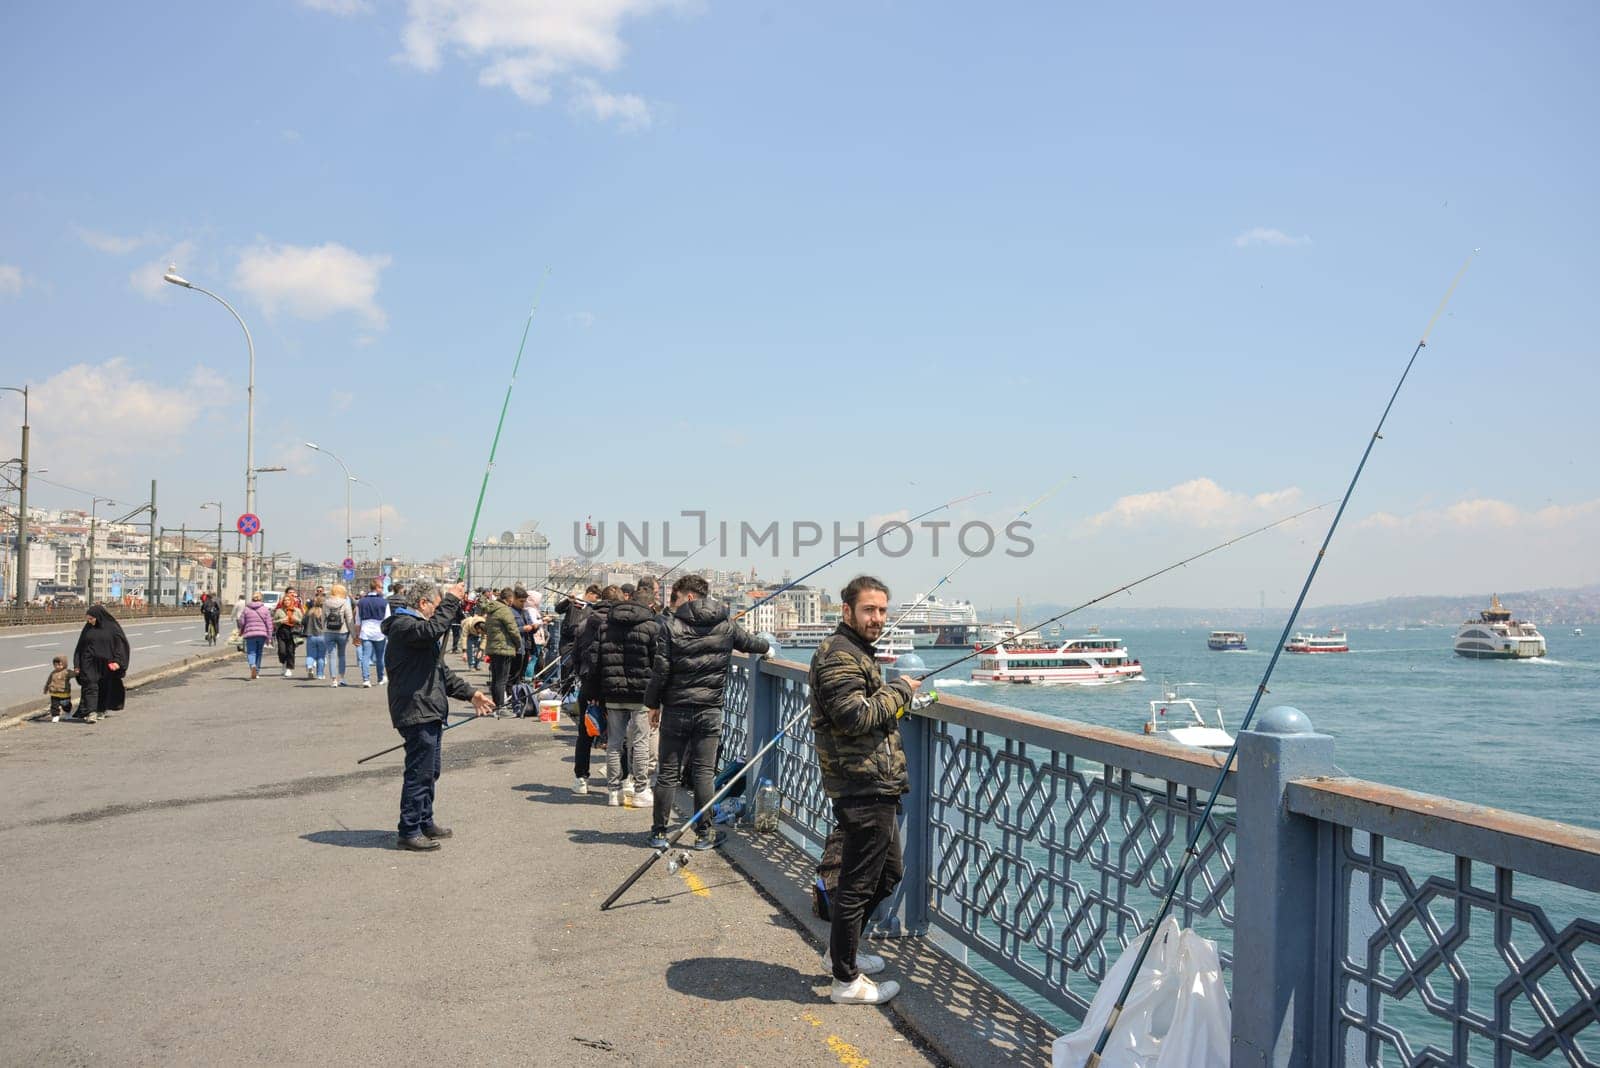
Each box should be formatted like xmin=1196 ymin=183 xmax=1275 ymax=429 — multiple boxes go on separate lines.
xmin=1231 ymin=705 xmax=1336 ymax=1067
xmin=746 ymin=653 xmax=777 ymax=773
xmin=874 ymin=658 xmax=930 ymax=937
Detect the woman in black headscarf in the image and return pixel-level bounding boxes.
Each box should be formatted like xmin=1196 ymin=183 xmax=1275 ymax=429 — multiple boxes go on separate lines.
xmin=73 ymin=605 xmax=131 ymax=723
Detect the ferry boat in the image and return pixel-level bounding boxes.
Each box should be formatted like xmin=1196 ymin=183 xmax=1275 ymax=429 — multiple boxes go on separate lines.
xmin=971 ymin=636 xmax=1144 ymax=685
xmin=1143 ymin=685 xmax=1234 ymax=750
xmin=977 ymin=620 xmax=1019 ymax=647
xmin=1453 ymin=595 xmax=1547 ymax=659
xmin=873 ymin=626 xmax=917 ymax=664
xmin=1207 ymin=630 xmax=1247 ymax=651
xmin=1284 ymin=630 xmax=1349 ymax=654
xmin=775 ymin=622 xmax=834 ymax=648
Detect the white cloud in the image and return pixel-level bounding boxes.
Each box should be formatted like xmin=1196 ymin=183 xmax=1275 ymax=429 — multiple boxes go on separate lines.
xmin=0 ymin=264 xmax=23 ymax=296
xmin=393 ymin=0 xmax=688 ymax=114
xmin=571 ymin=76 xmax=652 ymax=129
xmin=0 ymin=358 xmax=233 ymax=482
xmin=129 ymin=240 xmax=196 ymax=299
xmin=300 ymin=0 xmax=373 ymax=13
xmin=76 ymin=228 xmax=147 ymax=254
xmin=1232 ymin=227 xmax=1311 ymax=249
xmin=1087 ymin=478 xmax=1304 ymax=529
xmin=233 ymin=241 xmax=392 ymax=327
xmin=1359 ymin=497 xmax=1600 ymax=532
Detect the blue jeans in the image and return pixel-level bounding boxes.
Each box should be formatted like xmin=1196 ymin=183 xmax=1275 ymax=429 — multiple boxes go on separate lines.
xmin=245 ymin=636 xmax=267 ymax=669
xmin=359 ymin=637 xmax=387 ymax=682
xmin=305 ymin=634 xmax=327 ymax=676
xmin=398 ymin=719 xmax=443 ymax=838
xmin=326 ymin=633 xmax=348 ymax=679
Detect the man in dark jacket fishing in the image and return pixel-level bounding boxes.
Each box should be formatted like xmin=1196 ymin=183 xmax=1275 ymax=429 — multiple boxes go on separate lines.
xmin=569 ymin=586 xmax=619 ymax=794
xmin=644 ymin=574 xmax=770 ymax=849
xmin=554 ymin=584 xmax=599 ymax=687
xmin=809 ymin=575 xmax=919 ymax=1006
xmin=382 ymin=577 xmax=495 ymax=851
xmin=584 ymin=585 xmax=666 ymax=807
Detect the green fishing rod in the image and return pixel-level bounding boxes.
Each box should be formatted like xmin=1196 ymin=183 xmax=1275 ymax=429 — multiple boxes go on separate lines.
xmin=1084 ymin=254 xmax=1476 ymax=1067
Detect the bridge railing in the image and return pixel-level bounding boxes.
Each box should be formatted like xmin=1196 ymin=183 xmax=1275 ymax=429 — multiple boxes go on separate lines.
xmin=723 ymin=653 xmax=1600 ymax=1065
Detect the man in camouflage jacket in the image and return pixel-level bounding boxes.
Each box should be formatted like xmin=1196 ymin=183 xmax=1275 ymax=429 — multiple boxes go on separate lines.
xmin=808 ymin=575 xmax=920 ymax=1005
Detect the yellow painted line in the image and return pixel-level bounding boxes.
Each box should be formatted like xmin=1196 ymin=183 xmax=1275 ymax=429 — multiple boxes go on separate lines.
xmin=800 ymin=1010 xmax=822 ymax=1027
xmin=678 ymin=867 xmax=711 ymax=898
xmin=825 ymin=1034 xmax=870 ymax=1067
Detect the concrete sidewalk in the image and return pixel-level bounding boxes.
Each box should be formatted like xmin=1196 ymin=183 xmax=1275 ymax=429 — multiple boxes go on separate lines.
xmin=0 ymin=661 xmax=944 ymax=1066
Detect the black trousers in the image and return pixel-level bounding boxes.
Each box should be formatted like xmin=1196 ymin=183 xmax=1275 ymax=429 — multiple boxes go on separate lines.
xmin=651 ymin=706 xmax=721 ymax=837
xmin=448 ymin=621 xmax=462 ymax=652
xmin=828 ymin=797 xmax=904 ymax=983
xmin=398 ymin=720 xmax=443 ymax=838
xmin=488 ymin=654 xmax=519 ymax=709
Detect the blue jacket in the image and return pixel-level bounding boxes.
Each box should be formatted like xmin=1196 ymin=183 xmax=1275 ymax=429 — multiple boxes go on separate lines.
xmin=356 ymin=592 xmax=388 ymax=625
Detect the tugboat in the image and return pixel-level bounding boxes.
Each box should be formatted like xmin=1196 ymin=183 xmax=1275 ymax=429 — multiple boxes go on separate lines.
xmin=1453 ymin=595 xmax=1546 ymax=659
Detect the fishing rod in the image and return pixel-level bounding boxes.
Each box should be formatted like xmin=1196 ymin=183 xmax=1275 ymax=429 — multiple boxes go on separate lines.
xmin=1083 ymin=253 xmax=1476 ymax=1067
xmin=732 ymin=490 xmax=990 ymax=624
xmin=913 ymin=500 xmax=1332 ymax=685
xmin=354 ymin=278 xmax=548 ymax=766
xmin=875 ymin=477 xmax=1075 ymax=652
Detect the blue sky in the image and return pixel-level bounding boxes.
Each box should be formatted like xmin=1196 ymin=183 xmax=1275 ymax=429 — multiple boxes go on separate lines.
xmin=2 ymin=1 xmax=1596 ymax=609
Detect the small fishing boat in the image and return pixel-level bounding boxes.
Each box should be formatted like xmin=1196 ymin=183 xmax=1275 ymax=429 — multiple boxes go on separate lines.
xmin=1207 ymin=630 xmax=1247 ymax=651
xmin=971 ymin=635 xmax=1144 ymax=685
xmin=1143 ymin=684 xmax=1234 ymax=751
xmin=1284 ymin=629 xmax=1349 ymax=654
xmin=1453 ymin=595 xmax=1546 ymax=659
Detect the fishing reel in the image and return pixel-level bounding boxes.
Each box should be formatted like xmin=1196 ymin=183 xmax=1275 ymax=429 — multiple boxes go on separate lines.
xmin=896 ymin=690 xmax=939 ymax=718
xmin=665 ymin=850 xmax=693 ymax=875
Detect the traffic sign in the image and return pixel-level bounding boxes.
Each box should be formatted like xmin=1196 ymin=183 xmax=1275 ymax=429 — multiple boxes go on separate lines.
xmin=236 ymin=513 xmax=261 ymax=537
xmin=341 ymin=557 xmax=355 ymax=570
xmin=343 ymin=567 xmax=356 ymax=582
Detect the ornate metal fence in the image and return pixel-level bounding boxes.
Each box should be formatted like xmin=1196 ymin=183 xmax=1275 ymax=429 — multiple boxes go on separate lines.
xmin=721 ymin=653 xmax=1600 ymax=1063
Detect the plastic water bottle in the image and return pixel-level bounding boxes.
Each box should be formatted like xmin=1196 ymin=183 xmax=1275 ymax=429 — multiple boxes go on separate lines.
xmin=753 ymin=778 xmax=780 ymax=833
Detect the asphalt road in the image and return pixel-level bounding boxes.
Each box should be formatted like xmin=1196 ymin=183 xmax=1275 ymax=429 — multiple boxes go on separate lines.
xmin=0 ymin=615 xmax=209 ymax=708
xmin=0 ymin=661 xmax=943 ymax=1067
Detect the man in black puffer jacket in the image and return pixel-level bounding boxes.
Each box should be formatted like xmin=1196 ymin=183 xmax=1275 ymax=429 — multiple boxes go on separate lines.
xmin=584 ymin=586 xmax=667 ymax=807
xmin=381 ymin=577 xmax=495 ymax=851
xmin=554 ymin=584 xmax=600 ymax=684
xmin=568 ymin=586 xmax=618 ymax=795
xmin=644 ymin=574 xmax=770 ymax=848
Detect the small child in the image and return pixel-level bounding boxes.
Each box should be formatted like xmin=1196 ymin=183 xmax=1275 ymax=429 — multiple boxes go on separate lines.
xmin=44 ymin=655 xmax=76 ymax=722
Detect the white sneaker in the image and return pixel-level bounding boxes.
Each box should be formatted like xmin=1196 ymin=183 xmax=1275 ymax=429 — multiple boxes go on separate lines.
xmin=330 ymin=678 xmax=340 ymax=687
xmin=830 ymin=975 xmax=899 ymax=1005
xmin=630 ymin=788 xmax=655 ymax=809
xmin=823 ymin=948 xmax=887 ymax=975
xmin=363 ymin=680 xmax=373 ymax=688
xmin=623 ymin=780 xmax=636 ymax=797
xmin=573 ymin=778 xmax=589 ymax=796
xmin=378 ymin=677 xmax=387 ymax=686
xmin=283 ymin=668 xmax=292 ymax=678
xmin=607 ymin=789 xmax=623 ymax=807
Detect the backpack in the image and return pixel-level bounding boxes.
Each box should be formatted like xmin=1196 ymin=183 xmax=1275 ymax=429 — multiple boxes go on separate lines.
xmin=325 ymin=602 xmax=344 ymax=632
xmin=508 ymin=681 xmax=534 ymax=718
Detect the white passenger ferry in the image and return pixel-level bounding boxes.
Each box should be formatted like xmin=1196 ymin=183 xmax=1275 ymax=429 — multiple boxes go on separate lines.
xmin=1453 ymin=595 xmax=1546 ymax=659
xmin=1207 ymin=630 xmax=1248 ymax=651
xmin=774 ymin=622 xmax=835 ymax=648
xmin=1284 ymin=630 xmax=1349 ymax=654
xmin=971 ymin=636 xmax=1144 ymax=685
xmin=873 ymin=626 xmax=917 ymax=664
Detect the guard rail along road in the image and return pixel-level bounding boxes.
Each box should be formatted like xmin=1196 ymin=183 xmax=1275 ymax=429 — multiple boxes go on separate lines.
xmin=721 ymin=652 xmax=1600 ymax=1067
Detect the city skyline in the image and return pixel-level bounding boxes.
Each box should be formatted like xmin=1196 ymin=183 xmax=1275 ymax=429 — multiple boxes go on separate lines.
xmin=3 ymin=2 xmax=1597 ymax=608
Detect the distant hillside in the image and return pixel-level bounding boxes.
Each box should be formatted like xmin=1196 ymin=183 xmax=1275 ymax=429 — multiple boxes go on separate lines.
xmin=995 ymin=583 xmax=1600 ymax=630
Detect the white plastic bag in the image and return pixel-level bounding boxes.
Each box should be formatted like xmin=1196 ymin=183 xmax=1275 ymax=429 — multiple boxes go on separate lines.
xmin=1052 ymin=916 xmax=1231 ymax=1068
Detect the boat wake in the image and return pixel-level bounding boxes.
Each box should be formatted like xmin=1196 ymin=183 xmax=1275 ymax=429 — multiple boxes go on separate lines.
xmin=935 ymin=679 xmax=988 ymax=687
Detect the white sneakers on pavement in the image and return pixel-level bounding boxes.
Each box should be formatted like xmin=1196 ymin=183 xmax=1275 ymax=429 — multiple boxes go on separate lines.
xmin=573 ymin=778 xmax=589 ymax=796
xmin=607 ymin=789 xmax=623 ymax=807
xmin=283 ymin=668 xmax=292 ymax=678
xmin=630 ymin=788 xmax=655 ymax=809
xmin=823 ymin=948 xmax=887 ymax=976
xmin=829 ymin=974 xmax=900 ymax=1005
xmin=363 ymin=680 xmax=373 ymax=688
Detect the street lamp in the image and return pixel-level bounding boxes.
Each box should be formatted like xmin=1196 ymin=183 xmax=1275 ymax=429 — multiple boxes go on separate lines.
xmin=164 ymin=267 xmax=256 ymax=602
xmin=86 ymin=495 xmax=118 ymax=603
xmin=350 ymin=476 xmax=383 ymax=575
xmin=249 ymin=466 xmax=287 ymax=593
xmin=1 ymin=385 xmax=28 ymax=607
xmin=200 ymin=500 xmax=224 ymax=598
xmin=303 ymin=443 xmax=353 ymax=564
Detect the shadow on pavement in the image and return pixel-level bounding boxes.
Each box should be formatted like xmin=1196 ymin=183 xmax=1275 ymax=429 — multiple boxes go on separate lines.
xmin=513 ymin=782 xmax=609 ymax=806
xmin=566 ymin=827 xmax=653 ymax=847
xmin=300 ymin=829 xmax=398 ymax=849
xmin=666 ymin=957 xmax=821 ymax=1004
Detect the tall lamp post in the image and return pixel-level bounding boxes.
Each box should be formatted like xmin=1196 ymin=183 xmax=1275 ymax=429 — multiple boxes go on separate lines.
xmin=86 ymin=495 xmax=118 ymax=603
xmin=1 ymin=385 xmax=27 ymax=607
xmin=164 ymin=267 xmax=256 ymax=608
xmin=250 ymin=466 xmax=287 ymax=593
xmin=303 ymin=443 xmax=354 ymax=565
xmin=200 ymin=500 xmax=224 ymax=599
xmin=350 ymin=476 xmax=383 ymax=578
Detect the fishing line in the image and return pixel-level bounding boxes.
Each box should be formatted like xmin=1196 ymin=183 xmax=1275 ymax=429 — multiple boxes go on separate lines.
xmin=1084 ymin=252 xmax=1476 ymax=1066
xmin=913 ymin=501 xmax=1333 ymax=685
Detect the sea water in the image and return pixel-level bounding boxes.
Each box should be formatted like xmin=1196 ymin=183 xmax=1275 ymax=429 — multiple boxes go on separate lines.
xmin=912 ymin=626 xmax=1599 ymax=830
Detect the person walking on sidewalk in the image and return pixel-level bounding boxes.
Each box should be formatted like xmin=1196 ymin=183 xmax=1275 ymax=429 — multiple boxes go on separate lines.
xmin=43 ymin=655 xmax=77 ymax=722
xmin=808 ymin=575 xmax=919 ymax=1006
xmin=355 ymin=579 xmax=390 ymax=687
xmin=585 ymin=584 xmax=665 ymax=809
xmin=323 ymin=583 xmax=353 ymax=686
xmin=644 ymin=575 xmax=770 ymax=848
xmin=481 ymin=585 xmax=521 ymax=716
xmin=382 ymin=577 xmax=495 ymax=851
xmin=303 ymin=595 xmax=328 ymax=680
xmin=201 ymin=594 xmax=222 ymax=645
xmin=571 ymin=585 xmax=619 ymax=794
xmin=273 ymin=587 xmax=303 ymax=678
xmin=239 ymin=592 xmax=273 ymax=680
xmin=72 ymin=605 xmax=131 ymax=723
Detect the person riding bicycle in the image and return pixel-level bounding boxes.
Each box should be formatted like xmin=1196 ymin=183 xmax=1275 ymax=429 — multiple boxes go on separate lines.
xmin=201 ymin=594 xmax=222 ymax=645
